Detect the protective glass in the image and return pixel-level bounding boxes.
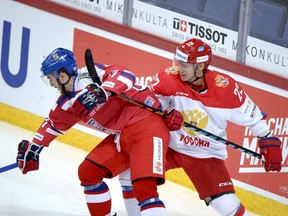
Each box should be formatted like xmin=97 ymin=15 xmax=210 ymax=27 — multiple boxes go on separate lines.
xmin=40 ymin=71 xmax=58 ymax=86
xmin=173 ymin=56 xmax=195 ymax=70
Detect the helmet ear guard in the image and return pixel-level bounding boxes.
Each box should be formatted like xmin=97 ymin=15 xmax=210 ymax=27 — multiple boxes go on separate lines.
xmin=40 ymin=48 xmax=78 ymax=79
xmin=174 ymin=38 xmax=212 ymax=68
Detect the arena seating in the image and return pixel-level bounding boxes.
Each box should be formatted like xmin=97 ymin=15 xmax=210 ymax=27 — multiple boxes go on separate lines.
xmin=140 ymin=0 xmax=206 ymax=16
xmin=199 ymin=0 xmax=240 ymax=30
xmin=281 ymin=20 xmax=288 ymax=47
xmin=251 ymin=0 xmax=287 ymax=46
xmin=140 ymin=0 xmax=288 ymax=47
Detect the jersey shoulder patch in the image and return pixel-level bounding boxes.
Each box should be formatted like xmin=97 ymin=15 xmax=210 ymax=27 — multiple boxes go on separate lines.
xmin=164 ymin=66 xmax=179 ymax=75
xmin=214 ymin=73 xmax=230 ymax=88
xmin=207 ymin=70 xmax=235 ymax=90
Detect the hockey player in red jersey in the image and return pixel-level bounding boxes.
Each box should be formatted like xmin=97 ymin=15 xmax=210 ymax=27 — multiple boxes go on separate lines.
xmin=16 ymin=48 xmax=183 ymax=216
xmin=149 ymin=38 xmax=283 ymax=215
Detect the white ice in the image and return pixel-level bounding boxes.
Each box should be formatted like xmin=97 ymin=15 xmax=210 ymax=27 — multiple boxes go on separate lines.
xmin=0 ymin=121 xmax=221 ymax=216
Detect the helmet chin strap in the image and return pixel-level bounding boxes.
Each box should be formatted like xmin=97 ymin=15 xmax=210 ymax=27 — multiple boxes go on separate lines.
xmin=57 ymin=75 xmax=72 ymax=94
xmin=187 ymin=65 xmax=208 ymax=93
xmin=189 ymin=65 xmax=204 ymax=83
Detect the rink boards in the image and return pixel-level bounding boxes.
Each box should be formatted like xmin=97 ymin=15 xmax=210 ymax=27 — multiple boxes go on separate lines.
xmin=0 ymin=1 xmax=287 ymax=215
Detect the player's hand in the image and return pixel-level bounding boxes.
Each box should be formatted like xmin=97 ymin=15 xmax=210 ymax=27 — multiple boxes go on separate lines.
xmin=163 ymin=107 xmax=184 ymax=131
xmin=16 ymin=140 xmax=44 ymax=174
xmin=258 ymin=136 xmax=282 ymax=172
xmin=71 ymin=83 xmax=108 ymax=118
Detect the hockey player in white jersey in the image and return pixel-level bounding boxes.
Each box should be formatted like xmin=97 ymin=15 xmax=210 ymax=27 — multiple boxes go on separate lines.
xmin=149 ymin=38 xmax=283 ymax=215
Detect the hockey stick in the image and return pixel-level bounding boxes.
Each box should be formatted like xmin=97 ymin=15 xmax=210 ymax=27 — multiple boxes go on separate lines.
xmin=0 ymin=162 xmax=18 ymax=173
xmin=84 ymin=48 xmax=262 ymax=159
xmin=85 ymin=49 xmax=102 ymax=85
xmin=118 ymin=94 xmax=262 ymax=159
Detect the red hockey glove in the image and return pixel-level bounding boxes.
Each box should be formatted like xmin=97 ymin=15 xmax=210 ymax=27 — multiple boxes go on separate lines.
xmin=72 ymin=83 xmax=108 ymax=118
xmin=258 ymin=136 xmax=282 ymax=172
xmin=163 ymin=107 xmax=184 ymax=131
xmin=16 ymin=140 xmax=44 ymax=174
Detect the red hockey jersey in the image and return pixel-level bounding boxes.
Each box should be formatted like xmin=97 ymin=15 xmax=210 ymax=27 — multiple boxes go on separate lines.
xmin=33 ymin=63 xmax=161 ymax=146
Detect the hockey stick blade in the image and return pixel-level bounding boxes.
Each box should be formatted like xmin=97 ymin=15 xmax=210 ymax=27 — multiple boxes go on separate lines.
xmin=0 ymin=162 xmax=18 ymax=173
xmin=83 ymin=49 xmax=262 ymax=159
xmin=85 ymin=48 xmax=101 ymax=85
xmin=118 ymin=94 xmax=262 ymax=159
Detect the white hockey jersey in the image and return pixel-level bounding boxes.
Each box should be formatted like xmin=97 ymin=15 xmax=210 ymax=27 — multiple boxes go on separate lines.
xmin=152 ymin=66 xmax=269 ymax=160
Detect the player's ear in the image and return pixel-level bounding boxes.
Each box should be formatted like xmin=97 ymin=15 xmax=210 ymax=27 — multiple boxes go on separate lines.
xmin=58 ymin=71 xmax=68 ymax=83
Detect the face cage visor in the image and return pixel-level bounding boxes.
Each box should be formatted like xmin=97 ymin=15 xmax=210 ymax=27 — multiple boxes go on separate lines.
xmin=40 ymin=70 xmax=59 ymax=86
xmin=174 ymin=48 xmax=210 ymax=67
xmin=173 ymin=49 xmax=196 ymax=70
xmin=173 ymin=55 xmax=196 ymax=70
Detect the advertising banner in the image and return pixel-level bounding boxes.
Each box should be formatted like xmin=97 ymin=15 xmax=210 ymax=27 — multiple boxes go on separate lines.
xmin=49 ymin=0 xmax=124 ymax=23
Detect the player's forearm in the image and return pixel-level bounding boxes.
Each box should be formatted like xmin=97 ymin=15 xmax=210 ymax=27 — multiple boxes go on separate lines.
xmin=32 ymin=119 xmax=64 ymax=146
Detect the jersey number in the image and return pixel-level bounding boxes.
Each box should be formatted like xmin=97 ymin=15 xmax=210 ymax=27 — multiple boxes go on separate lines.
xmin=234 ymin=83 xmax=243 ymax=102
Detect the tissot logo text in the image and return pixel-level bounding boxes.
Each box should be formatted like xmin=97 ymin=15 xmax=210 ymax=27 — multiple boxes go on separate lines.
xmin=173 ymin=18 xmax=228 ymax=45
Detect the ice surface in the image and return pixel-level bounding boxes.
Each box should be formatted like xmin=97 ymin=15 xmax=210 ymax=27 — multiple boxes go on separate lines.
xmin=0 ymin=121 xmax=221 ymax=216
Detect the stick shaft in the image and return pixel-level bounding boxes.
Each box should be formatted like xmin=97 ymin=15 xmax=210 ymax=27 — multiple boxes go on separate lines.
xmin=119 ymin=93 xmax=262 ymax=159
xmin=0 ymin=162 xmax=18 ymax=173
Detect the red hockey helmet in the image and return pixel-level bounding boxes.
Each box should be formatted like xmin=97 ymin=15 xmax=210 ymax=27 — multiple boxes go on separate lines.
xmin=174 ymin=38 xmax=212 ymax=68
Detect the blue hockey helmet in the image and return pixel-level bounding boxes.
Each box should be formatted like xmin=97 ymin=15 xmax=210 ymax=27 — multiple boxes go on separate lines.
xmin=40 ymin=48 xmax=78 ymax=79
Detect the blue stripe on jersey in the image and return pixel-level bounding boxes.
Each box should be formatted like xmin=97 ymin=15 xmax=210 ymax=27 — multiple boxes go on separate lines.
xmin=261 ymin=111 xmax=267 ymax=118
xmin=95 ymin=63 xmax=106 ymax=69
xmin=121 ymin=71 xmax=136 ymax=83
xmin=47 ymin=120 xmax=63 ymax=134
xmin=57 ymin=92 xmax=76 ymax=106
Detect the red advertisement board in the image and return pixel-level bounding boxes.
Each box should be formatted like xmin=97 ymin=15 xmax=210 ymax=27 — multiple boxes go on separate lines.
xmin=73 ymin=29 xmax=288 ymax=200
